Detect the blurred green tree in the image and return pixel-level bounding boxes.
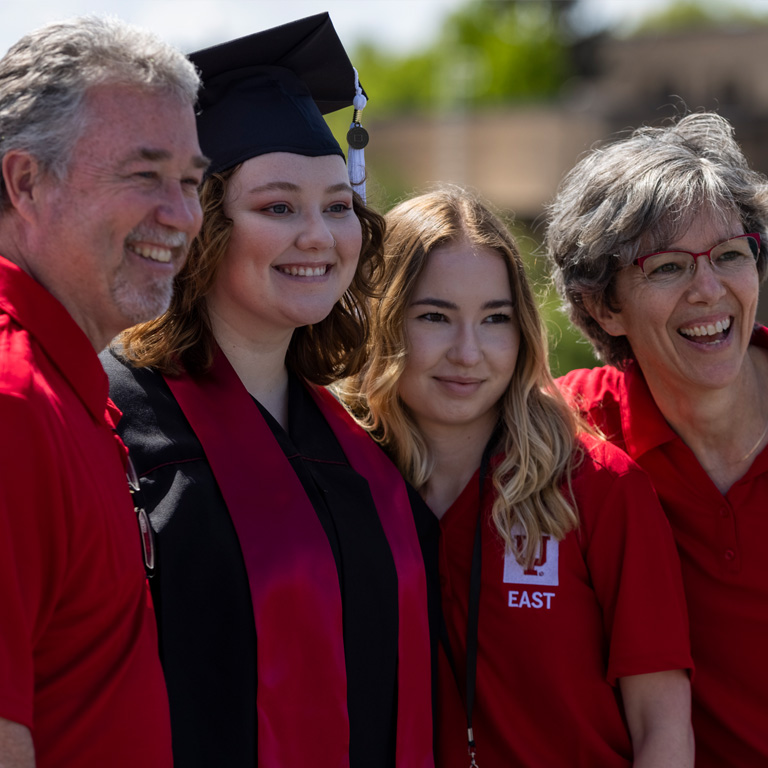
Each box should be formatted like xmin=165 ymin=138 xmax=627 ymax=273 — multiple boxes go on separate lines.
xmin=350 ymin=0 xmax=575 ymax=115
xmin=512 ymin=222 xmax=601 ymax=375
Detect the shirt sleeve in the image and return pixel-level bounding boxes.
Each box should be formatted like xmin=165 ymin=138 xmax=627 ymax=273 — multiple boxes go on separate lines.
xmin=574 ymin=437 xmax=694 ymax=685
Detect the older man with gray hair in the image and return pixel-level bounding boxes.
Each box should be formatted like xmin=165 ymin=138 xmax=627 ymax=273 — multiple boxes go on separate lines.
xmin=0 ymin=16 xmax=206 ymax=768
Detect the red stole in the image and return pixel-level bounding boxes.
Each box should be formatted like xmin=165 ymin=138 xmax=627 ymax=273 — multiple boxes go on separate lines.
xmin=164 ymin=348 xmax=434 ymax=768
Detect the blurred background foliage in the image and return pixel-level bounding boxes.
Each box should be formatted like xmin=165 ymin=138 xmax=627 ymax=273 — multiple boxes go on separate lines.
xmin=343 ymin=0 xmax=766 ymax=117
xmin=352 ymin=0 xmax=572 ymax=114
xmin=325 ymin=0 xmax=768 ymax=374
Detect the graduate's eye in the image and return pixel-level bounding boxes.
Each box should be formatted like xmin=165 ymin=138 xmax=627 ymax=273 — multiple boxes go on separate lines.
xmin=326 ymin=202 xmax=352 ymax=214
xmin=261 ymin=203 xmax=291 ymax=215
xmin=484 ymin=312 xmax=512 ymax=324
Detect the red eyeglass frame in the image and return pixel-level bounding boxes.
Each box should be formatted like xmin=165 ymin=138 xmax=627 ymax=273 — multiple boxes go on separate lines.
xmin=633 ymin=232 xmax=762 ymax=273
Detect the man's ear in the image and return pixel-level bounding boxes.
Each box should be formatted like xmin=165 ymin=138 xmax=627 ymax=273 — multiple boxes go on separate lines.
xmin=2 ymin=150 xmax=44 ymax=223
xmin=583 ymin=293 xmax=626 ymax=337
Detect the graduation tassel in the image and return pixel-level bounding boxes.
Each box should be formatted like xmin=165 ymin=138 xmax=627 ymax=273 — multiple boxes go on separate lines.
xmin=346 ymin=67 xmax=369 ymax=203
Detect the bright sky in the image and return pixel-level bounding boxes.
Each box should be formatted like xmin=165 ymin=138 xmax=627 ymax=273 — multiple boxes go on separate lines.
xmin=2 ymin=0 xmax=766 ymax=57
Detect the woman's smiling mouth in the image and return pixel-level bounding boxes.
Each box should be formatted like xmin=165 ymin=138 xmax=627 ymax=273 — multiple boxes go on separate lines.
xmin=679 ymin=316 xmax=732 ymax=341
xmin=276 ymin=264 xmax=328 ymax=277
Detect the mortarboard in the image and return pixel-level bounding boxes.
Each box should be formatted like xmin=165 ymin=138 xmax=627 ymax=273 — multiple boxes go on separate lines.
xmin=189 ymin=12 xmax=368 ymax=195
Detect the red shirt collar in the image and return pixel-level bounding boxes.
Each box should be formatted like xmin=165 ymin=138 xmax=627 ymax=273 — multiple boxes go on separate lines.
xmin=0 ymin=253 xmax=110 ymax=425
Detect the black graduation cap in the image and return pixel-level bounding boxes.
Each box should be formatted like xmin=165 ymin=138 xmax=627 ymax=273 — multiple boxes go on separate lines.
xmin=189 ymin=13 xmax=364 ymax=176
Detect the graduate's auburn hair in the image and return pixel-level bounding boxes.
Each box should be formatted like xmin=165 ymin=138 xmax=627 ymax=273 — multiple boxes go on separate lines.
xmin=118 ymin=164 xmax=385 ymax=384
xmin=339 ymin=186 xmax=581 ymax=566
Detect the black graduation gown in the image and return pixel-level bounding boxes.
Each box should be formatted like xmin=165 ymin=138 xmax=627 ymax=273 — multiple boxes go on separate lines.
xmin=102 ymin=350 xmax=440 ymax=768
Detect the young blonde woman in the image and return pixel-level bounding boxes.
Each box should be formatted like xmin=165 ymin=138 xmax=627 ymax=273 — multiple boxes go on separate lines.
xmin=341 ymin=186 xmax=694 ymax=768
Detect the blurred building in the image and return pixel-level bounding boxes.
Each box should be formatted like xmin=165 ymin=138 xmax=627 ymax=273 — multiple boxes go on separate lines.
xmin=367 ymin=23 xmax=768 ymax=322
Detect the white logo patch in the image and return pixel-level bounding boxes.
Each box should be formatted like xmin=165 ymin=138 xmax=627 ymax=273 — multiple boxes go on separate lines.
xmin=503 ymin=526 xmax=559 ymax=587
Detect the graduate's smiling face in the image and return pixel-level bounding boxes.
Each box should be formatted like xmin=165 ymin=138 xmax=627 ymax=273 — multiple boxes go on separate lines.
xmin=207 ymin=151 xmax=362 ymax=342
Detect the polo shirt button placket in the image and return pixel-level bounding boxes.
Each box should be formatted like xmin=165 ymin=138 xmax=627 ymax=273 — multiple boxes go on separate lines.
xmin=715 ymin=504 xmax=740 ymax=572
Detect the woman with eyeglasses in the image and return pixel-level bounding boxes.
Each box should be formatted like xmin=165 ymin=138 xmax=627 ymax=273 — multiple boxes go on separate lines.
xmin=546 ymin=111 xmax=768 ymax=767
xmin=340 ymin=186 xmax=694 ymax=767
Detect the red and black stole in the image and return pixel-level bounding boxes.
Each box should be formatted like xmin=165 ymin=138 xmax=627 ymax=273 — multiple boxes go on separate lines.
xmin=165 ymin=347 xmax=434 ymax=767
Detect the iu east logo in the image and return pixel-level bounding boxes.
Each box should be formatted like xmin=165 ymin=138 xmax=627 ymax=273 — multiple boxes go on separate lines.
xmin=503 ymin=527 xmax=559 ymax=587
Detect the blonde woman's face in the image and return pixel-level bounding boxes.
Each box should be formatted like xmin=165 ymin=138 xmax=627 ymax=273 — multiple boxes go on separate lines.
xmin=397 ymin=238 xmax=520 ymax=442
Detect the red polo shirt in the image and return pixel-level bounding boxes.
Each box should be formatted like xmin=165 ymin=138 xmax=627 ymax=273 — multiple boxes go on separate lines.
xmin=559 ymin=327 xmax=768 ymax=767
xmin=436 ymin=435 xmax=692 ymax=768
xmin=0 ymin=254 xmax=172 ymax=767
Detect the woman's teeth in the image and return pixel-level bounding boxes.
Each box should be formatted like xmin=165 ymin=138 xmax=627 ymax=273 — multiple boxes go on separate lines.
xmin=278 ymin=265 xmax=327 ymax=276
xmin=680 ymin=317 xmax=731 ymax=338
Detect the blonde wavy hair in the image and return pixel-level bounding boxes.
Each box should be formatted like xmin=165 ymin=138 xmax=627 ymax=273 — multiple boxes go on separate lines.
xmin=118 ymin=164 xmax=385 ymax=384
xmin=341 ymin=186 xmax=581 ymax=566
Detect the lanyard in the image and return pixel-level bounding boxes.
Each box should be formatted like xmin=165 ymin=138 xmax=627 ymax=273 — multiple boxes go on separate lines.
xmin=442 ymin=431 xmax=498 ymax=768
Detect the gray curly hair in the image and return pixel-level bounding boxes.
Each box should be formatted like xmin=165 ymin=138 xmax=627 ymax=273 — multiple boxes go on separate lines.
xmin=544 ymin=112 xmax=768 ymax=368
xmin=0 ymin=15 xmax=200 ymax=208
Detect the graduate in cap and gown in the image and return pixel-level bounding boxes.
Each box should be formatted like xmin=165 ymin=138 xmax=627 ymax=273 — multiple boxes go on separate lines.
xmin=101 ymin=14 xmax=436 ymax=768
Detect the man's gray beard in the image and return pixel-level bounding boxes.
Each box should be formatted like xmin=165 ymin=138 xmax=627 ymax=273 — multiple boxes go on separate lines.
xmin=111 ymin=270 xmax=174 ymax=329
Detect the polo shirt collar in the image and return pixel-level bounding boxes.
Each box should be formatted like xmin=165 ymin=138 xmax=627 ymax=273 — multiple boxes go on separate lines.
xmin=620 ymin=360 xmax=678 ymax=459
xmin=0 ymin=253 xmax=109 ymax=424
xmin=749 ymin=323 xmax=768 ymax=352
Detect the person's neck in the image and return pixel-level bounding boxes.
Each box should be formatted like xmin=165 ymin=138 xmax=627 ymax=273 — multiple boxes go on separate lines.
xmin=418 ymin=416 xmax=498 ymax=519
xmin=209 ymin=309 xmax=293 ymax=430
xmin=644 ymin=346 xmax=768 ymax=493
xmin=0 ymin=221 xmax=32 ymax=276
xmin=0 ymin=230 xmax=111 ymax=351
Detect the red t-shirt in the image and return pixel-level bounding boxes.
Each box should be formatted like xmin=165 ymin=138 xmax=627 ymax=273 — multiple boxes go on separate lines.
xmin=559 ymin=328 xmax=768 ymax=768
xmin=0 ymin=255 xmax=172 ymax=767
xmin=437 ymin=434 xmax=692 ymax=768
